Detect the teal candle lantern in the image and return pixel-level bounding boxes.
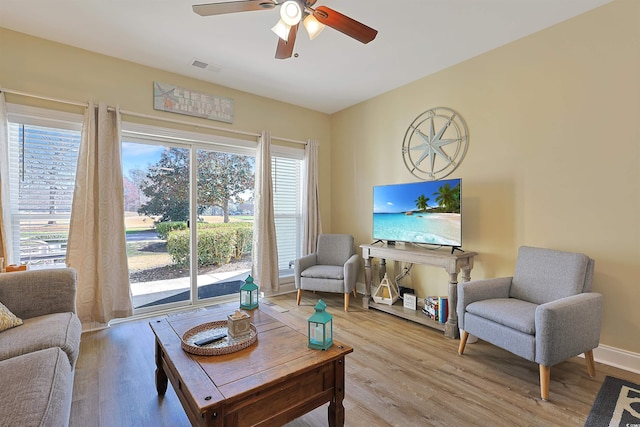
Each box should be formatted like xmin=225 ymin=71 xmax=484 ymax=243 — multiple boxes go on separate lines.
xmin=239 ymin=275 xmax=259 ymax=310
xmin=307 ymin=299 xmax=333 ymax=350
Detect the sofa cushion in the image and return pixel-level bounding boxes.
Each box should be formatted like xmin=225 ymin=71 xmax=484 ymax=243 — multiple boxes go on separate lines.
xmin=466 ymin=298 xmax=538 ymax=335
xmin=0 ymin=268 xmax=77 ymax=320
xmin=0 ymin=347 xmax=73 ymax=427
xmin=0 ymin=312 xmax=82 ymax=368
xmin=0 ymin=300 xmax=23 ymax=332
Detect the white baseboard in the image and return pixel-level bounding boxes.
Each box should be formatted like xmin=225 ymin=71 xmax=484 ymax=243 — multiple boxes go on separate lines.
xmin=591 ymin=344 xmax=640 ymax=374
xmin=265 ymin=282 xmax=296 ymax=296
xmin=81 ymin=321 xmax=109 ymax=333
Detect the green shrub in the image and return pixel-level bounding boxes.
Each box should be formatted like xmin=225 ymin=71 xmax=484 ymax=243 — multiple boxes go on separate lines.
xmin=166 ymin=222 xmax=253 ymax=268
xmin=155 ymin=221 xmax=187 ymax=240
xmin=166 ymin=230 xmax=190 ymax=266
xmin=233 ymin=224 xmax=253 ymax=259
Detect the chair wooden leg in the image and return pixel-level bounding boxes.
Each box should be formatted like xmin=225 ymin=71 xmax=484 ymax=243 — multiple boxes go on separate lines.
xmin=539 ymin=365 xmax=550 ymax=401
xmin=585 ymin=350 xmax=596 ymax=377
xmin=296 ymin=289 xmax=302 ymax=306
xmin=344 ymin=293 xmax=350 ymax=312
xmin=353 ymin=289 xmax=357 ymax=297
xmin=457 ymin=330 xmax=469 ymax=355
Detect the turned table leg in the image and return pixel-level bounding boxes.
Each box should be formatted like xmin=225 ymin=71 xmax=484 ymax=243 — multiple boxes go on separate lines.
xmin=444 ymin=272 xmax=460 ymax=339
xmin=362 ymin=258 xmax=372 ymax=309
xmin=154 ymin=340 xmax=168 ymax=396
xmin=328 ymin=356 xmax=346 ymax=427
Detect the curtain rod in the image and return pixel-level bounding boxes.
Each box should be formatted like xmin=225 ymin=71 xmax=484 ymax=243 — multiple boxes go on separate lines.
xmin=0 ymin=87 xmax=307 ymax=145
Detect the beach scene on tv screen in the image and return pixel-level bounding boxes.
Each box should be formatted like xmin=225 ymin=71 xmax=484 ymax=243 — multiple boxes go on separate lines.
xmin=373 ymin=179 xmax=461 ymax=246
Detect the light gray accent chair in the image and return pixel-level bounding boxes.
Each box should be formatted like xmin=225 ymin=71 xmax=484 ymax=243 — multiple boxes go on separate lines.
xmin=294 ymin=234 xmax=360 ymax=311
xmin=457 ymin=246 xmax=602 ymax=401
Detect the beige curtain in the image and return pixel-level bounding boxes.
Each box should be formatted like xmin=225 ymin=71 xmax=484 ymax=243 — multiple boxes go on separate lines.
xmin=303 ymin=139 xmax=322 ymax=255
xmin=0 ymin=93 xmax=10 ymax=265
xmin=252 ymin=131 xmax=279 ymax=294
xmin=66 ymin=101 xmax=132 ymax=326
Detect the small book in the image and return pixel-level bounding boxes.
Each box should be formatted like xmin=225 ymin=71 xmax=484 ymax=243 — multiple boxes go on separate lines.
xmin=438 ymin=297 xmax=448 ymax=323
xmin=423 ymin=296 xmax=439 ymax=320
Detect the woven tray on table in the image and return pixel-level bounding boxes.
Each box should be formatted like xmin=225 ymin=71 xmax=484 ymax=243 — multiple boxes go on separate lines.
xmin=181 ymin=320 xmax=257 ymax=356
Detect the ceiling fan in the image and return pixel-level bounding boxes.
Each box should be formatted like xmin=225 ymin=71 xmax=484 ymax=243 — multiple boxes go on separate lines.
xmin=192 ymin=0 xmax=378 ymax=59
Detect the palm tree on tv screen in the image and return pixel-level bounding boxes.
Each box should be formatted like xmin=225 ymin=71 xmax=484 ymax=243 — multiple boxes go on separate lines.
xmin=414 ymin=195 xmax=430 ymax=212
xmin=434 ymin=182 xmax=461 ymax=213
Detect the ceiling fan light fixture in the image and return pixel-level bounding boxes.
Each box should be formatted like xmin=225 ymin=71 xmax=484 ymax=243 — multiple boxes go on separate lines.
xmin=280 ymin=1 xmax=302 ymax=26
xmin=271 ymin=19 xmax=291 ymax=41
xmin=303 ymin=14 xmax=325 ymax=40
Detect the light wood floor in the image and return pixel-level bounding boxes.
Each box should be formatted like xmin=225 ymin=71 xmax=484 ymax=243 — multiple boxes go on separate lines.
xmin=70 ymin=292 xmax=640 ymax=427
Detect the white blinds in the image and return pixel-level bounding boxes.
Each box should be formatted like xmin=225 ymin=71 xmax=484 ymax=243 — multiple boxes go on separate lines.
xmin=7 ymin=122 xmax=80 ymax=264
xmin=272 ymin=156 xmax=302 ymax=272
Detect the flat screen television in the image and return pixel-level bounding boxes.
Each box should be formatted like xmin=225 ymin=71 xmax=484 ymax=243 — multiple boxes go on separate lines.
xmin=372 ymin=178 xmax=462 ymax=248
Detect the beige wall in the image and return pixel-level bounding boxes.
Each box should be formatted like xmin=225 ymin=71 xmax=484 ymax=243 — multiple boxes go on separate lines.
xmin=1 ymin=0 xmax=638 ymax=354
xmin=331 ymin=0 xmax=639 ymax=353
xmin=0 ymin=27 xmax=333 ymax=230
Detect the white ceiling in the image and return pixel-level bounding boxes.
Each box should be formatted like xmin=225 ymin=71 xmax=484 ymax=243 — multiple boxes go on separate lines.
xmin=0 ymin=0 xmax=611 ymax=114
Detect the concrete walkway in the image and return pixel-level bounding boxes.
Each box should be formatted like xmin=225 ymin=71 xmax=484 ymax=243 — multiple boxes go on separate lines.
xmin=131 ymin=268 xmax=251 ymax=308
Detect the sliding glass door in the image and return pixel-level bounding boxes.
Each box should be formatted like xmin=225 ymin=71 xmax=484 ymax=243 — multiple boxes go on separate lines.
xmin=122 ymin=140 xmax=255 ymax=312
xmin=122 ymin=142 xmax=193 ymax=310
xmin=194 ymin=148 xmax=254 ymax=303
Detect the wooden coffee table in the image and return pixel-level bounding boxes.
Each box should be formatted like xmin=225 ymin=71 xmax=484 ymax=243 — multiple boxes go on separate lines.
xmin=150 ymin=303 xmax=353 ymax=427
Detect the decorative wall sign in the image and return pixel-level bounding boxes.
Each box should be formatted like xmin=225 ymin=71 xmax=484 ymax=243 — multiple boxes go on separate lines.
xmin=153 ymin=81 xmax=234 ymax=123
xmin=402 ymin=107 xmax=468 ymax=180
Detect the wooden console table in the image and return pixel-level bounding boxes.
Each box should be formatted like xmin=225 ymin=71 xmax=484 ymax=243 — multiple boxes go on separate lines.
xmin=360 ymin=243 xmax=477 ymax=339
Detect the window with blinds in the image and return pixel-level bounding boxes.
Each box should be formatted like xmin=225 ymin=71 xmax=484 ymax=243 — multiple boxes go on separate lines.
xmin=272 ymin=155 xmax=302 ymax=273
xmin=7 ymin=122 xmax=81 ymax=266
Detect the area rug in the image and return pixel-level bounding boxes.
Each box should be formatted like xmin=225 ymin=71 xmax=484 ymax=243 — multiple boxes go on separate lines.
xmin=138 ymin=280 xmax=244 ymax=308
xmin=584 ymin=376 xmax=640 ymax=427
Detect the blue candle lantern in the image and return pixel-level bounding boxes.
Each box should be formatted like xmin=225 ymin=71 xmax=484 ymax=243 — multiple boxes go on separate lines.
xmin=307 ymin=299 xmax=333 ymax=350
xmin=239 ymin=275 xmax=259 ymax=310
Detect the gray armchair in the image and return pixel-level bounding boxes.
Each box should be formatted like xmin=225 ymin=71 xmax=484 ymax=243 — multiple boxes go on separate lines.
xmin=294 ymin=234 xmax=360 ymax=311
xmin=457 ymin=246 xmax=603 ymax=401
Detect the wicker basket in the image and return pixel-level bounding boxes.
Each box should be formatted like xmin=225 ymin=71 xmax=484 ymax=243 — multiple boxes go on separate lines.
xmin=181 ymin=320 xmax=257 ymax=356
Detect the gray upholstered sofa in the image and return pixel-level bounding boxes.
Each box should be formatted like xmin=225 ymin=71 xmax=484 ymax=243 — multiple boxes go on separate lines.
xmin=0 ymin=268 xmax=82 ymax=426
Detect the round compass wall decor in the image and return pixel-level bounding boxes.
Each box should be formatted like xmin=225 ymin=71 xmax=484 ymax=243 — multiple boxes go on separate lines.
xmin=402 ymin=107 xmax=469 ymax=180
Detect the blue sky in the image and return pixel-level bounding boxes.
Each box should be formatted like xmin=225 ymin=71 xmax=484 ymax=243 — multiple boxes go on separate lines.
xmin=121 ymin=142 xmax=165 ymax=177
xmin=373 ymin=179 xmax=460 ymax=213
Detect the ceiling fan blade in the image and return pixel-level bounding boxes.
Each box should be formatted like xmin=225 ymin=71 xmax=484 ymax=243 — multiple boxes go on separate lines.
xmin=313 ymin=6 xmax=377 ymax=44
xmin=275 ymin=23 xmax=298 ymax=59
xmin=193 ymin=0 xmax=277 ymax=16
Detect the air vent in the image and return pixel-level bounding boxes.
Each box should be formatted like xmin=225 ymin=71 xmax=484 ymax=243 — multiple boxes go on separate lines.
xmin=192 ymin=60 xmax=208 ymax=69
